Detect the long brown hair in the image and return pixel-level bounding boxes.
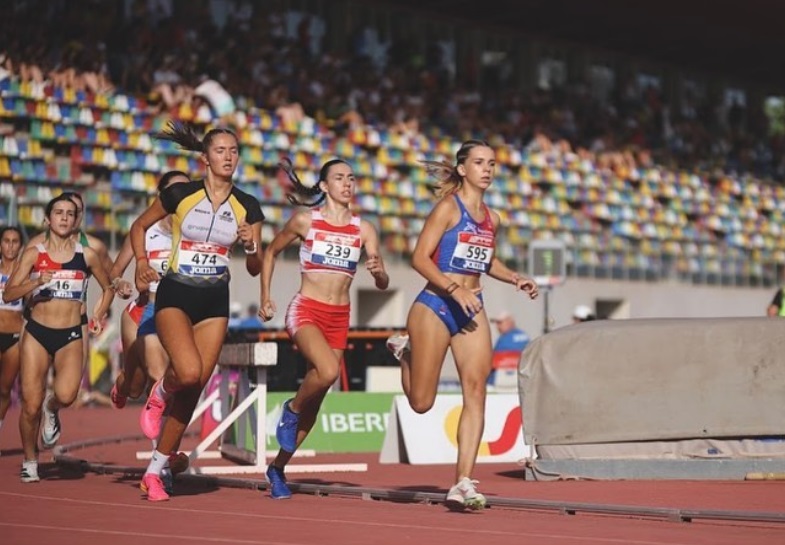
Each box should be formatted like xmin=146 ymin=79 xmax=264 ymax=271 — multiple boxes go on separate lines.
xmin=421 ymin=139 xmax=491 ymax=199
xmin=279 ymin=157 xmax=350 ymax=207
xmin=155 ymin=120 xmax=238 ymax=154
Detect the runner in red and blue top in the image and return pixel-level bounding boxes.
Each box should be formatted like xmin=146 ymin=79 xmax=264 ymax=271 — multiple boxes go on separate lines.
xmin=259 ymin=157 xmax=389 ymax=499
xmin=0 ymin=226 xmax=24 ymax=445
xmin=3 ymin=194 xmax=114 ymax=483
xmin=386 ymin=140 xmax=539 ymax=510
xmin=131 ymin=122 xmax=263 ymax=502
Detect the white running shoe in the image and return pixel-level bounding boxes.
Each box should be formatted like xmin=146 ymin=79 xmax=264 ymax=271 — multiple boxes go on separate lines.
xmin=386 ymin=333 xmax=410 ymax=361
xmin=20 ymin=460 xmax=40 ymax=483
xmin=445 ymin=477 xmax=487 ymax=510
xmin=41 ymin=393 xmax=61 ymax=449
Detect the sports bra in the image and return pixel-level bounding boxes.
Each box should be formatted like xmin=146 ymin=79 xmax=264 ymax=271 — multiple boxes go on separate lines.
xmin=431 ymin=195 xmax=496 ymax=276
xmin=299 ymin=209 xmax=362 ymax=278
xmin=30 ymin=242 xmax=90 ymax=302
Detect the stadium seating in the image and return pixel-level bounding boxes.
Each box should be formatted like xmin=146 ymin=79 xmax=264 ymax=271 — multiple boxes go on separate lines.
xmin=1 ymin=76 xmax=783 ymax=285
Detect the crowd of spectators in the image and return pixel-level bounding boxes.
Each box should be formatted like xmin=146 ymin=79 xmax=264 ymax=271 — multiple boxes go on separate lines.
xmin=1 ymin=0 xmax=783 ymax=183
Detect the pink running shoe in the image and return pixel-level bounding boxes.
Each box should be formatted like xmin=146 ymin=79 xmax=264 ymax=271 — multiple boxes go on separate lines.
xmin=110 ymin=383 xmax=127 ymax=409
xmin=140 ymin=473 xmax=170 ymax=502
xmin=140 ymin=379 xmax=169 ymax=440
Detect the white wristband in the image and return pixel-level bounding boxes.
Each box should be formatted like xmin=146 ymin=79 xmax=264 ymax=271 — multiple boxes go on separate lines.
xmin=243 ymin=241 xmax=258 ymax=255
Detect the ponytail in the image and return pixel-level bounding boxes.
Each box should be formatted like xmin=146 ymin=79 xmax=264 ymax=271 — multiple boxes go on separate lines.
xmin=422 ymin=139 xmax=491 ymax=199
xmin=155 ymin=121 xmax=238 ymax=154
xmin=279 ymin=157 xmax=349 ymax=208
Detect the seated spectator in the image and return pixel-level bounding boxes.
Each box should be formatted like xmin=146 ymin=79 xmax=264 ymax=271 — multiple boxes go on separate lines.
xmin=489 ymin=311 xmax=530 ymax=385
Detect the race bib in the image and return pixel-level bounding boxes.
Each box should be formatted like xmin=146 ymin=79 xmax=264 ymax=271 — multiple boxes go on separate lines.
xmin=450 ymin=232 xmax=494 ymax=273
xmin=310 ymin=231 xmax=361 ymax=272
xmin=147 ymin=249 xmax=171 ymax=293
xmin=35 ymin=269 xmax=88 ymax=300
xmin=177 ymin=241 xmax=229 ymax=278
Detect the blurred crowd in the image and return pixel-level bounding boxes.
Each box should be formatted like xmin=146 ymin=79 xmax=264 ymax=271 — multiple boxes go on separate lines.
xmin=1 ymin=0 xmax=783 ymax=182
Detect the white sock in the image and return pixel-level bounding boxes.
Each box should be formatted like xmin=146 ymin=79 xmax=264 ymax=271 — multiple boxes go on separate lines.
xmin=145 ymin=449 xmax=169 ymax=476
xmin=155 ymin=380 xmax=168 ymax=399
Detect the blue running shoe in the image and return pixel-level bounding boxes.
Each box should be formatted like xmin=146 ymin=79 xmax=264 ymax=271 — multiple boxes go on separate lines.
xmin=275 ymin=399 xmax=299 ymax=453
xmin=265 ymin=465 xmax=292 ymax=499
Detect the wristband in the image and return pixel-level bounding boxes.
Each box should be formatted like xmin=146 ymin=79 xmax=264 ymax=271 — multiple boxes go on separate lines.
xmin=446 ymin=282 xmax=459 ymax=295
xmin=110 ymin=277 xmax=121 ymax=290
xmin=135 ymin=255 xmax=148 ymax=263
xmin=243 ymin=241 xmax=258 ymax=255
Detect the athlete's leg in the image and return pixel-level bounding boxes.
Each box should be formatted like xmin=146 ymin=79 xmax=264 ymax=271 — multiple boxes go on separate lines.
xmin=50 ymin=337 xmax=84 ymax=410
xmin=115 ymin=309 xmax=143 ymax=399
xmin=142 ymin=333 xmax=169 ymax=383
xmin=449 ymin=310 xmax=493 ymax=483
xmin=0 ymin=341 xmax=21 ymax=420
xmin=404 ymin=302 xmax=451 ymax=413
xmin=18 ymin=334 xmax=49 ymax=461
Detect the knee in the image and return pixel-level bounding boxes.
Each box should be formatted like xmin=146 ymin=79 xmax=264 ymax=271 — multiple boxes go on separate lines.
xmin=316 ymin=365 xmax=340 ymax=388
xmin=408 ymin=394 xmax=435 ymax=414
xmin=461 ymin=377 xmax=488 ymax=404
xmin=55 ymin=390 xmax=79 ymax=408
xmin=21 ymin=400 xmax=41 ymax=420
xmin=172 ymin=366 xmax=202 ymax=389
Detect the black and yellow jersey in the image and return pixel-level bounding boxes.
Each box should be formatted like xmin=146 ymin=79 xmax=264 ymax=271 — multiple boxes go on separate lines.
xmin=160 ymin=180 xmax=264 ymax=286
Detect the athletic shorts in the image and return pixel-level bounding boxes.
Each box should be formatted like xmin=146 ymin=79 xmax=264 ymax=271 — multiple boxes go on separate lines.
xmin=124 ymin=299 xmax=145 ymax=326
xmin=414 ymin=289 xmax=483 ymax=336
xmin=155 ymin=276 xmax=229 ymax=325
xmin=136 ymin=301 xmax=157 ymax=337
xmin=26 ymin=318 xmax=82 ymax=357
xmin=285 ymin=293 xmax=350 ymax=350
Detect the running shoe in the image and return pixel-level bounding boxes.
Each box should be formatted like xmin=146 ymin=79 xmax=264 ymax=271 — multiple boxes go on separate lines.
xmin=265 ymin=465 xmax=292 ymax=499
xmin=140 ymin=379 xmax=169 ymax=440
xmin=20 ymin=460 xmax=40 ymax=483
xmin=385 ymin=333 xmax=410 ymax=361
xmin=161 ymin=468 xmax=174 ymax=496
xmin=110 ymin=383 xmax=127 ymax=409
xmin=445 ymin=477 xmax=487 ymax=510
xmin=140 ymin=473 xmax=170 ymax=502
xmin=275 ymin=399 xmax=299 ymax=453
xmin=41 ymin=393 xmax=61 ymax=449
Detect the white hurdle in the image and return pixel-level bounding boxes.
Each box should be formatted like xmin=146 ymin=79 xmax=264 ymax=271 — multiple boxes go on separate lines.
xmin=179 ymin=342 xmax=367 ymax=476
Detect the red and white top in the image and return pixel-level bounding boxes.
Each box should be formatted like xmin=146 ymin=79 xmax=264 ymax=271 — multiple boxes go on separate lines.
xmin=299 ymin=210 xmax=362 ymax=278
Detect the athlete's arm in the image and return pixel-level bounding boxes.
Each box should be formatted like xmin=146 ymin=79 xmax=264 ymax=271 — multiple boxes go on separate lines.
xmin=3 ymin=246 xmax=48 ymax=302
xmin=130 ymin=199 xmax=168 ymax=291
xmin=238 ymin=220 xmax=263 ymax=277
xmin=85 ymin=246 xmax=115 ymax=333
xmin=361 ymin=220 xmax=389 ymax=290
xmin=485 ymin=210 xmax=538 ymax=299
xmin=259 ymin=211 xmax=309 ymax=321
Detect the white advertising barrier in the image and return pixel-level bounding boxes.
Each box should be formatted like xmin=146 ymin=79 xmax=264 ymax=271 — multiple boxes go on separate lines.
xmin=380 ymin=394 xmax=535 ymax=464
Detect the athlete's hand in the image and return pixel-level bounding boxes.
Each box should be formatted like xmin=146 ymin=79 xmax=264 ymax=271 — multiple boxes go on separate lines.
xmin=237 ymin=221 xmax=254 ymax=249
xmin=113 ymin=278 xmax=134 ymax=300
xmin=135 ymin=261 xmax=157 ymax=292
xmin=36 ymin=271 xmax=53 ymax=286
xmin=88 ymin=317 xmax=104 ymax=336
xmin=366 ymin=255 xmax=384 ymax=277
xmin=450 ymin=285 xmax=484 ymax=317
xmin=512 ymin=274 xmax=539 ymax=300
xmin=259 ymin=299 xmax=277 ymax=322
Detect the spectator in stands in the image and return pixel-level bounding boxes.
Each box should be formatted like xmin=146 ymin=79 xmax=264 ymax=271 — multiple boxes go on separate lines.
xmin=572 ymin=304 xmax=596 ymax=323
xmin=259 ymin=157 xmax=389 ymax=500
xmin=488 ymin=310 xmax=530 ymax=385
xmin=386 ymin=140 xmax=538 ymax=510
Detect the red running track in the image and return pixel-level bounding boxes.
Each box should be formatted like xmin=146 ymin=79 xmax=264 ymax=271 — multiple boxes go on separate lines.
xmin=1 ymin=406 xmax=784 ymax=545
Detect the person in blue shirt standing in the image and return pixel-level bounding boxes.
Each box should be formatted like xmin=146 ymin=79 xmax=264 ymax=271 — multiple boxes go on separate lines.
xmin=488 ymin=310 xmax=530 ymax=385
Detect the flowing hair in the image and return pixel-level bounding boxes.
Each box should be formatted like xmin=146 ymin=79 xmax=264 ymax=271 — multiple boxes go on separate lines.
xmin=421 ymin=139 xmax=491 ymax=199
xmin=279 ymin=157 xmax=349 ymax=208
xmin=154 ymin=120 xmax=238 ymax=154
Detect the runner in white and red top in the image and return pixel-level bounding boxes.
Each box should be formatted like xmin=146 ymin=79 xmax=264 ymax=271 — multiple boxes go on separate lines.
xmin=259 ymin=157 xmax=389 ymax=499
xmin=0 ymin=225 xmax=24 ymax=444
